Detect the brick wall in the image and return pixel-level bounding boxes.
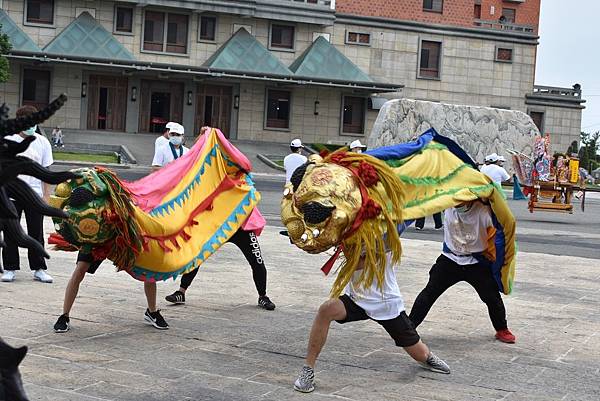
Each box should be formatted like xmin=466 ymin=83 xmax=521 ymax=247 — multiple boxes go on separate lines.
xmin=336 ymin=0 xmax=540 ymax=32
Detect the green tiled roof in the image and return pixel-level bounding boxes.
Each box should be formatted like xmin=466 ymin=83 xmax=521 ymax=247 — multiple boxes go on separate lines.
xmin=0 ymin=10 xmax=42 ymax=53
xmin=290 ymin=36 xmax=373 ymax=83
xmin=203 ymin=28 xmax=291 ymax=76
xmin=43 ymin=12 xmax=135 ymax=61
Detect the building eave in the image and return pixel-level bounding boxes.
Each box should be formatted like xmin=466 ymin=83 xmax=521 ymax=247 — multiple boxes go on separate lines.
xmin=335 ymin=13 xmax=540 ymax=45
xmin=7 ymin=52 xmax=401 ymax=93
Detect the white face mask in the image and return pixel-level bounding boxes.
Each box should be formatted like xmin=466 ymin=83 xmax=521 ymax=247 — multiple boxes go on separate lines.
xmin=169 ymin=136 xmax=183 ymax=146
xmin=353 ymin=149 xmax=363 ymax=154
xmin=23 ymin=125 xmax=37 ymax=136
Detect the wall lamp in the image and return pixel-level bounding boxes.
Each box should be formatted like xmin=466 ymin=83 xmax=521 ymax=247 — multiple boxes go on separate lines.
xmin=234 ymin=95 xmax=240 ymax=109
xmin=131 ymin=86 xmax=137 ymax=102
xmin=81 ymin=82 xmax=87 ymax=98
xmin=187 ymin=90 xmax=193 ymax=106
xmin=314 ymin=100 xmax=320 ymax=115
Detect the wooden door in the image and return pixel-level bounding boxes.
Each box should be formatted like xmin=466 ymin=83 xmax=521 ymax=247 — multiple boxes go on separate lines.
xmin=195 ymin=84 xmax=232 ymax=137
xmin=139 ymin=80 xmax=184 ymax=133
xmin=87 ymin=75 xmax=127 ymax=131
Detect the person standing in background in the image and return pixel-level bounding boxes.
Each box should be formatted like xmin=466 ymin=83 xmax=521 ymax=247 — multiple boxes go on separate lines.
xmin=284 ymin=139 xmax=308 ymax=184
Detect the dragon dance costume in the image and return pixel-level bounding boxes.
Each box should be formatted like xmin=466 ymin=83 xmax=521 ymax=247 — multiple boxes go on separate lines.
xmin=49 ymin=128 xmax=264 ymax=283
xmin=281 ymin=128 xmax=516 ymax=297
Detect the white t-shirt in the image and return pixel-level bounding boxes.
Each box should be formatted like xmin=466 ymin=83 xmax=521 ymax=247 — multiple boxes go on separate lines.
xmin=442 ymin=202 xmax=493 ymax=265
xmin=344 ymin=253 xmax=405 ymax=320
xmin=480 ymin=164 xmax=510 ymax=184
xmin=283 ymin=153 xmax=307 ymax=183
xmin=5 ymin=133 xmax=53 ymax=197
xmin=152 ymin=143 xmax=189 ymax=167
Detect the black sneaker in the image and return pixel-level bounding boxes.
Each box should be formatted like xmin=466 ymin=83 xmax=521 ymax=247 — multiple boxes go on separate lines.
xmin=165 ymin=290 xmax=186 ymax=304
xmin=144 ymin=309 xmax=169 ymax=330
xmin=258 ymin=296 xmax=276 ymax=311
xmin=54 ymin=314 xmax=70 ymax=333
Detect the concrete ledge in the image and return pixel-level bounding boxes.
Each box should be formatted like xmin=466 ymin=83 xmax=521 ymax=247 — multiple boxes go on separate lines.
xmin=257 ymin=154 xmax=285 ymax=172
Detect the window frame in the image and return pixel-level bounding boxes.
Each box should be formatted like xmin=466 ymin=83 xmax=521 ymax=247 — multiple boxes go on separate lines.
xmin=345 ymin=30 xmax=371 ymax=46
xmin=417 ymin=39 xmax=443 ymax=80
xmin=141 ymin=9 xmax=191 ymax=57
xmin=21 ymin=67 xmax=52 ymax=110
xmin=198 ymin=14 xmax=218 ymax=43
xmin=24 ymin=0 xmax=55 ymax=27
xmin=268 ymin=22 xmax=296 ymax=52
xmin=264 ymin=88 xmax=292 ymax=131
xmin=501 ymin=8 xmax=516 ymax=23
xmin=423 ymin=0 xmax=443 ymax=14
xmin=114 ymin=4 xmax=134 ymax=35
xmin=340 ymin=95 xmax=367 ymax=136
xmin=495 ymin=45 xmax=514 ymax=63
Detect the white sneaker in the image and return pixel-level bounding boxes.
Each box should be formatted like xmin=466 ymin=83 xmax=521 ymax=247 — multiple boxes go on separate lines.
xmin=33 ymin=269 xmax=53 ymax=283
xmin=1 ymin=270 xmax=16 ymax=282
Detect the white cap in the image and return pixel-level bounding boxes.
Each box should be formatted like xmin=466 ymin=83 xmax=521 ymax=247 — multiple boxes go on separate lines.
xmin=290 ymin=139 xmax=304 ymax=148
xmin=349 ymin=139 xmax=367 ymax=150
xmin=165 ymin=121 xmax=177 ymax=130
xmin=485 ymin=153 xmax=499 ymax=162
xmin=169 ymin=123 xmax=185 ymax=135
xmin=498 ymin=155 xmax=506 ymax=162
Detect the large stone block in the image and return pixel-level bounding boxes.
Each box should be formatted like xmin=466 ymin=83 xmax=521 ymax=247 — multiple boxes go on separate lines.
xmin=368 ymin=99 xmax=539 ymax=166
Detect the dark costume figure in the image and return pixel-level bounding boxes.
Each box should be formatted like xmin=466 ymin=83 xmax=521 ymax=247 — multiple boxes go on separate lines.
xmin=0 ymin=95 xmax=76 ymax=400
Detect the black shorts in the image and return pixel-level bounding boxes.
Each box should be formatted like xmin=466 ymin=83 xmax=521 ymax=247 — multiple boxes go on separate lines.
xmin=336 ymin=294 xmax=420 ymax=347
xmin=76 ymin=252 xmax=104 ymax=274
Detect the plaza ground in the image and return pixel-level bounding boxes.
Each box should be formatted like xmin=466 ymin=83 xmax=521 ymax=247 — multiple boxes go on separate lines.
xmin=1 ymin=218 xmax=599 ymax=400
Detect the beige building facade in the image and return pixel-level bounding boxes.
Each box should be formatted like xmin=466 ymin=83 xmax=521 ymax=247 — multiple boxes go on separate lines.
xmin=0 ymin=0 xmax=584 ymax=148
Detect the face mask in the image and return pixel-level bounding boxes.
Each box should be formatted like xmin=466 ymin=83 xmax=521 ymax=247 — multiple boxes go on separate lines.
xmin=23 ymin=125 xmax=37 ymax=136
xmin=169 ymin=136 xmax=183 ymax=146
xmin=353 ymin=149 xmax=363 ymax=154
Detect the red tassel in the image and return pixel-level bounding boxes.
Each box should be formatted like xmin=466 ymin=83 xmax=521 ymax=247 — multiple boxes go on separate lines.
xmin=321 ymin=246 xmax=343 ymax=276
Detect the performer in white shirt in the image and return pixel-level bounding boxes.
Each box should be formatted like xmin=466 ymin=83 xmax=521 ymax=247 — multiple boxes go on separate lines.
xmin=284 ymin=139 xmax=308 ymax=184
xmin=480 ymin=153 xmax=510 ymax=184
xmin=152 ymin=123 xmax=188 ymax=170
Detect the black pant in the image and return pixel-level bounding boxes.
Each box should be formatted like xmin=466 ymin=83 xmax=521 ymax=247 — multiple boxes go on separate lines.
xmin=409 ymin=254 xmax=507 ymax=331
xmin=415 ymin=212 xmax=443 ymax=229
xmin=2 ymin=201 xmax=47 ymax=271
xmin=180 ymin=229 xmax=267 ymax=296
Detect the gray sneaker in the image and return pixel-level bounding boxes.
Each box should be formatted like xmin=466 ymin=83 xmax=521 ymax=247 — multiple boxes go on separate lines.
xmin=420 ymin=352 xmax=451 ymax=374
xmin=293 ymin=365 xmax=315 ymax=393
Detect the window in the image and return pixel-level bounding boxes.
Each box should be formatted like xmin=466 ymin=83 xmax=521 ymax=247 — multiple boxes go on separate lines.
xmin=143 ymin=11 xmax=188 ymax=54
xmin=22 ymin=69 xmax=50 ymax=110
xmin=474 ymin=4 xmax=482 ymax=19
xmin=346 ymin=31 xmax=371 ymax=45
xmin=115 ymin=6 xmax=133 ymax=33
xmin=25 ymin=0 xmax=54 ymax=25
xmin=502 ymin=8 xmax=516 ymax=23
xmin=265 ymin=89 xmax=290 ymax=129
xmin=342 ymin=96 xmax=366 ymax=135
xmin=419 ymin=40 xmax=441 ymax=79
xmin=199 ymin=15 xmax=217 ymax=42
xmin=423 ymin=0 xmax=443 ymax=13
xmin=270 ymin=24 xmax=295 ymax=50
xmin=529 ymin=111 xmax=544 ymax=132
xmin=496 ymin=47 xmax=513 ymax=62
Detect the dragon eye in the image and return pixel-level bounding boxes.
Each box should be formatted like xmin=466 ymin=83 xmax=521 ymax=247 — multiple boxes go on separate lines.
xmin=69 ymin=188 xmax=94 ymax=207
xmin=301 ymin=202 xmax=335 ymax=224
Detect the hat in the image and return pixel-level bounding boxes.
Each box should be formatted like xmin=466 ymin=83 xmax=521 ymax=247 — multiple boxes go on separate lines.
xmin=165 ymin=121 xmax=177 ymax=130
xmin=485 ymin=153 xmax=499 ymax=162
xmin=497 ymin=155 xmax=506 ymax=162
xmin=349 ymin=140 xmax=367 ymax=150
xmin=169 ymin=123 xmax=185 ymax=135
xmin=290 ymin=139 xmax=304 ymax=148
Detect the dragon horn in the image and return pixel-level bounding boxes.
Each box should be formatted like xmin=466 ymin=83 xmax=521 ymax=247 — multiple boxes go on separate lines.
xmin=0 ymin=136 xmax=36 ymax=156
xmin=0 ymin=94 xmax=67 ymax=136
xmin=6 ymin=179 xmax=69 ymax=219
xmin=0 ymin=188 xmax=19 ymax=219
xmin=2 ymin=218 xmax=49 ymax=259
xmin=10 ymin=158 xmax=78 ymax=184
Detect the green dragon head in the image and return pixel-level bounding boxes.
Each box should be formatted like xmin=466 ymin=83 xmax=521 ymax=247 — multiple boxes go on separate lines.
xmin=49 ymin=168 xmax=117 ymax=252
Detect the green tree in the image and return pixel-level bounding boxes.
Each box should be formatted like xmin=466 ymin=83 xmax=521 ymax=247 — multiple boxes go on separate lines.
xmin=0 ymin=24 xmax=11 ymax=83
xmin=579 ymin=131 xmax=600 ymax=172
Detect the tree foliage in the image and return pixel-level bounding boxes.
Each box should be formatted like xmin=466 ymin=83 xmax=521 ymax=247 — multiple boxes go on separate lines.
xmin=0 ymin=24 xmax=11 ymax=83
xmin=578 ymin=131 xmax=600 ymax=172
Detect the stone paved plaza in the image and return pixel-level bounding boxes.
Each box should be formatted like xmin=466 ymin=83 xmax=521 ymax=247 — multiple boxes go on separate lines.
xmin=1 ymin=225 xmax=599 ymax=401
